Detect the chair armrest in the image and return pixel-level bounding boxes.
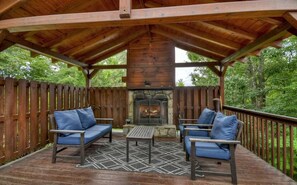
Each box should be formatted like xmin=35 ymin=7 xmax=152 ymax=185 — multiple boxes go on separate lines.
xmin=189 ymin=138 xmax=240 ymax=144
xmin=184 ymin=128 xmax=212 ymax=132
xmin=95 ymin=118 xmax=113 ymax=121
xmin=50 ymin=130 xmax=85 ymax=134
xmin=179 ymin=118 xmax=197 ymax=121
xmin=183 ymin=124 xmax=213 ymax=127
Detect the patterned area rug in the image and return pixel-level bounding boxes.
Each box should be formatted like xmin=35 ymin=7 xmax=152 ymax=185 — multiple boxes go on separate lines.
xmin=77 ymin=140 xmax=191 ymax=176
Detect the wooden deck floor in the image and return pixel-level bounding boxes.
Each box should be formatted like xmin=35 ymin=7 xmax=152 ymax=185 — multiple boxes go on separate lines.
xmin=0 ymin=135 xmax=295 ymax=185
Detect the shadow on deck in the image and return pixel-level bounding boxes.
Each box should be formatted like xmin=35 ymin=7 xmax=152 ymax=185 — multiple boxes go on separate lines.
xmin=0 ymin=135 xmax=295 ymax=185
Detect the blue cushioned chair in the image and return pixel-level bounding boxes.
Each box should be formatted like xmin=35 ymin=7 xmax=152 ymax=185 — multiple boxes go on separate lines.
xmin=179 ymin=108 xmax=216 ymax=143
xmin=49 ymin=108 xmax=113 ymax=165
xmin=185 ymin=113 xmax=243 ymax=184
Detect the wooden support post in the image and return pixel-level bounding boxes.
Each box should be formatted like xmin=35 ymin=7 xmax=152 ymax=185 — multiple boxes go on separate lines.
xmin=119 ymin=0 xmax=131 ymax=18
xmin=0 ymin=30 xmax=9 ymax=45
xmin=219 ymin=66 xmax=228 ymax=106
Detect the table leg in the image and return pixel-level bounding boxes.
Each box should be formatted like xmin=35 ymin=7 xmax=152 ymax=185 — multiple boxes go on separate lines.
xmin=149 ymin=140 xmax=151 ymax=164
xmin=152 ymin=136 xmax=155 ymax=147
xmin=126 ymin=140 xmax=129 ymax=162
xmin=136 ymin=141 xmax=138 ymax=146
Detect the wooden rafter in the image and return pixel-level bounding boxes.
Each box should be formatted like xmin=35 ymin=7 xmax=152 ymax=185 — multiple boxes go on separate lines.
xmin=174 ymin=42 xmax=223 ymax=61
xmin=90 ymin=65 xmax=127 ymax=70
xmin=195 ymin=21 xmax=257 ymax=40
xmin=151 ymin=26 xmax=228 ymax=58
xmin=6 ymin=35 xmax=87 ymax=67
xmin=222 ymin=23 xmax=291 ymax=65
xmin=162 ymin=24 xmax=240 ymax=50
xmin=284 ymin=12 xmax=297 ymax=30
xmin=63 ymin=27 xmax=129 ymax=57
xmin=0 ymin=0 xmax=26 ymax=17
xmin=82 ymin=28 xmax=146 ymax=63
xmin=1 ymin=0 xmax=297 ymax=32
xmin=87 ymin=45 xmax=128 ymax=65
xmin=119 ymin=0 xmax=132 ymax=18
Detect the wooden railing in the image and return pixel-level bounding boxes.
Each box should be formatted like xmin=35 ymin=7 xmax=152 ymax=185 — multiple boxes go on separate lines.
xmin=223 ymin=105 xmax=297 ymax=179
xmin=0 ymin=78 xmax=88 ymax=164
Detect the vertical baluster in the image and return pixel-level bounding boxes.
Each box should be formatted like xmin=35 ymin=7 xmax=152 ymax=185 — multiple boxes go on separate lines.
xmin=261 ymin=118 xmax=264 ymax=159
xmin=271 ymin=121 xmax=275 ymax=167
xmin=283 ymin=124 xmax=287 ymax=174
xmin=277 ymin=122 xmax=280 ymax=170
xmin=265 ymin=119 xmax=269 ymax=162
xmin=290 ymin=126 xmax=294 ymax=178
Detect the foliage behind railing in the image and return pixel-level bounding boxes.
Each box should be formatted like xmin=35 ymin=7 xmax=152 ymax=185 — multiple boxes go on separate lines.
xmin=223 ymin=105 xmax=297 ymax=180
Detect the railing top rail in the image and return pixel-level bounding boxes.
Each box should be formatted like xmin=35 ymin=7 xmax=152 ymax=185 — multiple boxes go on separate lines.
xmin=223 ymin=105 xmax=297 ymax=124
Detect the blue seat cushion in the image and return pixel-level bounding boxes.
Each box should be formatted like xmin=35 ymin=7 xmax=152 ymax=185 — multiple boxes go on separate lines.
xmin=76 ymin=107 xmax=96 ymax=129
xmin=179 ymin=125 xmax=209 ymax=137
xmin=210 ymin=112 xmax=238 ymax=148
xmin=185 ymin=136 xmax=230 ymax=160
xmin=197 ymin=108 xmax=216 ymax=125
xmin=54 ymin=110 xmax=83 ymax=136
xmin=58 ymin=130 xmax=104 ymax=145
xmin=86 ymin=124 xmax=112 ymax=134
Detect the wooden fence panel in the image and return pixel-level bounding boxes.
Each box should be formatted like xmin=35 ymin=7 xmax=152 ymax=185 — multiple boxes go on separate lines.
xmin=174 ymin=86 xmax=220 ymax=127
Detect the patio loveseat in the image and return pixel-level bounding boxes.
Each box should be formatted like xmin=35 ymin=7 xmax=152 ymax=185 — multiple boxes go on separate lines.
xmin=49 ymin=107 xmax=113 ymax=165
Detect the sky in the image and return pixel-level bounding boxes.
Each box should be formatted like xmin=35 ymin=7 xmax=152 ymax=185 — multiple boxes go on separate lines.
xmin=175 ymin=48 xmax=195 ymax=86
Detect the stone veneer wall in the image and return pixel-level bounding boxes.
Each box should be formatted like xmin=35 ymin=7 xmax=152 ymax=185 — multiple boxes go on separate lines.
xmin=128 ymin=90 xmax=174 ymax=125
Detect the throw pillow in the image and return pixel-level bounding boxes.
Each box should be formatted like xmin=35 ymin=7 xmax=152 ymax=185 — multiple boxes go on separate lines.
xmin=54 ymin=110 xmax=83 ymax=136
xmin=76 ymin=107 xmax=97 ymax=129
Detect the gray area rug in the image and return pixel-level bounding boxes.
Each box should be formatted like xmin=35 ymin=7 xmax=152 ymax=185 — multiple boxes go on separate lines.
xmin=77 ymin=140 xmax=191 ymax=176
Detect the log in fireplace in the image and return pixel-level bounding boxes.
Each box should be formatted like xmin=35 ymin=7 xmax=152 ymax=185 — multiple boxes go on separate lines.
xmin=133 ymin=92 xmax=168 ymax=125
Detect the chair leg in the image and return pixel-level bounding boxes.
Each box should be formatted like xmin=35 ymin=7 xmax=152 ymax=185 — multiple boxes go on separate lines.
xmin=230 ymin=145 xmax=237 ymax=185
xmin=186 ymin=152 xmax=189 ymax=161
xmin=52 ymin=134 xmax=57 ymax=163
xmin=180 ymin=130 xmax=183 ymax=143
xmin=80 ymin=135 xmax=85 ymax=165
xmin=190 ymin=142 xmax=196 ymax=180
xmin=109 ymin=130 xmax=112 ymax=143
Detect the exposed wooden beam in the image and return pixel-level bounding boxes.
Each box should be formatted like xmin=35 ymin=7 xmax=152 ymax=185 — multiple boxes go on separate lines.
xmin=82 ymin=28 xmax=146 ymax=63
xmin=0 ymin=0 xmax=26 ymax=17
xmin=174 ymin=42 xmax=223 ymax=61
xmin=151 ymin=26 xmax=228 ymax=58
xmin=119 ymin=0 xmax=132 ymax=18
xmin=174 ymin=62 xmax=220 ymax=68
xmin=0 ymin=40 xmax=14 ymax=52
xmin=63 ymin=27 xmax=129 ymax=57
xmin=90 ymin=65 xmax=127 ymax=70
xmin=6 ymin=35 xmax=87 ymax=67
xmin=0 ymin=30 xmax=9 ymax=45
xmin=87 ymin=45 xmax=128 ymax=65
xmin=1 ymin=0 xmax=297 ymax=32
xmin=284 ymin=12 xmax=297 ymax=30
xmin=222 ymin=23 xmax=291 ymax=65
xmin=162 ymin=24 xmax=240 ymax=50
xmin=90 ymin=69 xmax=99 ymax=79
xmin=196 ymin=21 xmax=257 ymax=40
xmin=288 ymin=27 xmax=297 ymax=36
xmin=208 ymin=66 xmax=221 ymax=77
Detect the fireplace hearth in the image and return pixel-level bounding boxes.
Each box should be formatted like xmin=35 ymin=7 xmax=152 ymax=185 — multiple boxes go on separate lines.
xmin=133 ymin=92 xmax=168 ymax=125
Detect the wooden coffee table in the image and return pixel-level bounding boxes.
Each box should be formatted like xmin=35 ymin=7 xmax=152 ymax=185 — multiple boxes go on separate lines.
xmin=126 ymin=126 xmax=155 ymax=163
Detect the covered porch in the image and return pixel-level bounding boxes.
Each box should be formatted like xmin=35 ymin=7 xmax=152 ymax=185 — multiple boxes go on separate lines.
xmin=0 ymin=0 xmax=297 ymax=184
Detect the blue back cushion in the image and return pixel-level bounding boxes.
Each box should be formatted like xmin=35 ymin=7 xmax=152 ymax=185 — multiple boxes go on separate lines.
xmin=76 ymin=107 xmax=96 ymax=129
xmin=197 ymin=108 xmax=216 ymax=125
xmin=210 ymin=112 xmax=238 ymax=147
xmin=54 ymin=110 xmax=83 ymax=136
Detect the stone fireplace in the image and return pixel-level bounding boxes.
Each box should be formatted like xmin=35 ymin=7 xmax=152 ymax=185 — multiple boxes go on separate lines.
xmin=124 ymin=90 xmax=176 ymax=137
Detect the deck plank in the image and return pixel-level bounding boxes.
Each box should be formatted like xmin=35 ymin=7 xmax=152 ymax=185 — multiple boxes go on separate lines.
xmin=0 ymin=135 xmax=295 ymax=185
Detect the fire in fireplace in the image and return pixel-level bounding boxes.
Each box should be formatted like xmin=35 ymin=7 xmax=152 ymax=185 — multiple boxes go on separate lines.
xmin=134 ymin=92 xmax=168 ymax=125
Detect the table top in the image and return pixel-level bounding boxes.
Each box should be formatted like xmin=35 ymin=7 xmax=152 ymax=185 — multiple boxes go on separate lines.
xmin=126 ymin=126 xmax=155 ymax=139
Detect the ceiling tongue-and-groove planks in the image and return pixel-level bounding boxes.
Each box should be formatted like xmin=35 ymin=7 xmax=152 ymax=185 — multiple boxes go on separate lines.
xmin=0 ymin=0 xmax=295 ymax=67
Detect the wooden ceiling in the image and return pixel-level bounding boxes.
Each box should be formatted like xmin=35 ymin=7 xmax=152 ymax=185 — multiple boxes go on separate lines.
xmin=0 ymin=0 xmax=296 ymax=69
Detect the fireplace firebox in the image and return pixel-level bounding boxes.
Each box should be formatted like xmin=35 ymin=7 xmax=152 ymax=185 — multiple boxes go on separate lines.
xmin=134 ymin=92 xmax=168 ymax=125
